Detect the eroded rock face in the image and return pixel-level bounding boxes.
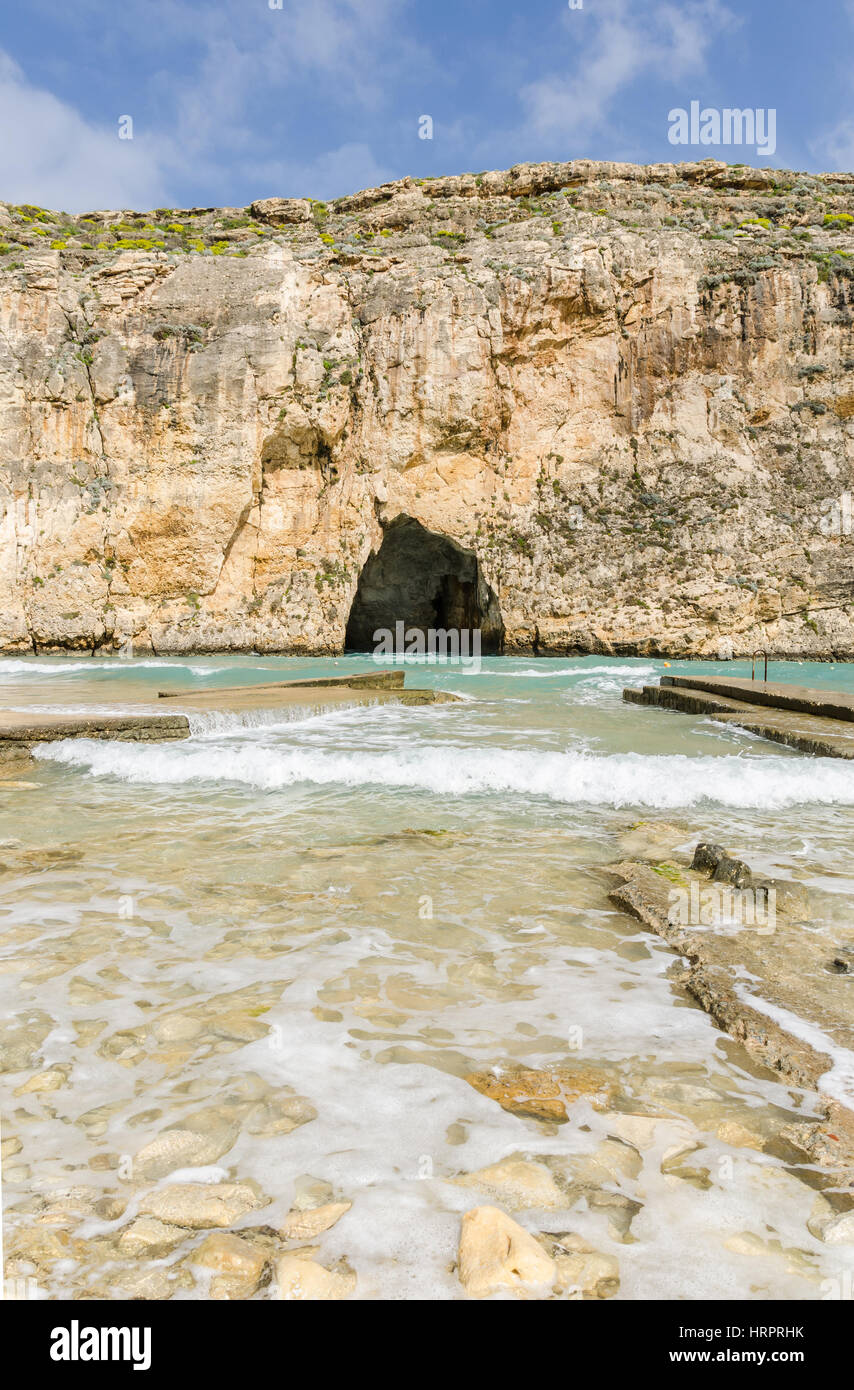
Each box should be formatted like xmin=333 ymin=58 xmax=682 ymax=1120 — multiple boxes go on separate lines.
xmin=2 ymin=157 xmax=854 ymax=657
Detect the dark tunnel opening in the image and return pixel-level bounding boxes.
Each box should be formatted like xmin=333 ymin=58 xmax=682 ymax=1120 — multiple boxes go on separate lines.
xmin=344 ymin=515 xmax=504 ymax=654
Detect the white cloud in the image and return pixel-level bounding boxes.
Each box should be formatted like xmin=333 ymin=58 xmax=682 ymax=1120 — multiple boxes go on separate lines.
xmin=518 ymin=0 xmax=738 ymax=144
xmin=811 ymin=119 xmax=854 ymax=172
xmin=0 ymin=1 xmax=413 ymax=211
xmin=244 ymin=142 xmax=394 ymax=201
xmin=0 ymin=51 xmax=171 ymax=211
xmin=810 ymin=4 xmax=854 ymax=171
xmin=162 ymin=0 xmax=426 ymax=156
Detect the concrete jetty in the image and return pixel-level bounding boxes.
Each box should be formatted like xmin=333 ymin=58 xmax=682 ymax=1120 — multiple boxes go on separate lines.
xmin=624 ymin=674 xmax=854 ymax=758
xmin=157 ymin=669 xmax=407 ymax=699
xmin=0 ymin=670 xmax=456 ymax=765
xmin=155 ymin=668 xmax=458 ymax=712
xmin=0 ymin=711 xmax=189 ymax=765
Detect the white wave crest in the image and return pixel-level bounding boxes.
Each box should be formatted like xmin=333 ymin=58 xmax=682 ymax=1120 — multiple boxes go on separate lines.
xmin=33 ymin=739 xmax=854 ymax=810
xmin=478 ymin=664 xmax=659 ymax=679
xmin=0 ymin=659 xmax=237 ymax=678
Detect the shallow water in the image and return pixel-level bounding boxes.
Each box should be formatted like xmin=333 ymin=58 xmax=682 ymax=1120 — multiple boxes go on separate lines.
xmin=2 ymin=654 xmax=853 ymax=1299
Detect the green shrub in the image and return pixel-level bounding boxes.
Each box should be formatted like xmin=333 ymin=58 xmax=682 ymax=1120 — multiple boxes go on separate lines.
xmin=113 ymin=237 xmax=165 ymax=250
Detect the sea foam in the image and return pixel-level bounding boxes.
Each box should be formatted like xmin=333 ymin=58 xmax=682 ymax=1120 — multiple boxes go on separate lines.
xmin=35 ymin=738 xmax=854 ymax=810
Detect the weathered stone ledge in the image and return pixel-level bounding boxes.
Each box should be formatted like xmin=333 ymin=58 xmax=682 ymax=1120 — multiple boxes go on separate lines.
xmin=609 ymin=849 xmax=854 ymax=1173
xmin=0 ymin=673 xmax=458 ymax=762
xmin=0 ymin=711 xmax=189 ymax=763
xmin=625 ymin=677 xmax=854 ymax=758
xmin=157 ymin=669 xmax=406 ymax=698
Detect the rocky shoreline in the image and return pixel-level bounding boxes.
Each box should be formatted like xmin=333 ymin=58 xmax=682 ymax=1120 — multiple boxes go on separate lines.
xmin=3 ymin=814 xmax=852 ymax=1301
xmin=609 ymin=828 xmax=854 ymax=1179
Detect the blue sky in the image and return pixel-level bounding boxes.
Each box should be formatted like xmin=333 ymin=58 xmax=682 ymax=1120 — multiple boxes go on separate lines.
xmin=1 ymin=0 xmax=853 ymax=211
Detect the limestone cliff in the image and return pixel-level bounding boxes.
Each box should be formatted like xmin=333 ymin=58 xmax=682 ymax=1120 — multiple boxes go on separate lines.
xmin=1 ymin=157 xmax=854 ymax=658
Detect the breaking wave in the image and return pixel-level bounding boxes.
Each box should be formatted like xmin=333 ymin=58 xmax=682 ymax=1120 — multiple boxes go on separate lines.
xmin=465 ymin=664 xmax=659 ymax=680
xmin=0 ymin=658 xmax=237 ymax=678
xmin=34 ymin=738 xmax=854 ymax=810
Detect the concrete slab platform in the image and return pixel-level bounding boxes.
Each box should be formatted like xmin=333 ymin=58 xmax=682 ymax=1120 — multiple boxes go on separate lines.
xmin=157 ymin=669 xmax=407 ymax=700
xmin=0 ymin=670 xmax=459 ymax=763
xmin=0 ymin=711 xmax=190 ymax=764
xmin=625 ymin=679 xmax=854 ymax=758
xmin=660 ymin=674 xmax=854 ymax=722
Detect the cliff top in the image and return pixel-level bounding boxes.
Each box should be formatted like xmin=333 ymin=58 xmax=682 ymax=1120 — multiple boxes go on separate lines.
xmin=1 ymin=158 xmax=852 ymax=279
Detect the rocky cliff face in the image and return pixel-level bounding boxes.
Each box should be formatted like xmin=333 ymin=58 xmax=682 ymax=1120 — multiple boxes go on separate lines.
xmin=1 ymin=157 xmax=854 ymax=658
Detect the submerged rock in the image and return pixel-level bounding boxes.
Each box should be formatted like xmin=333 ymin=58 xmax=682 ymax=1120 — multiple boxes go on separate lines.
xmin=274 ymin=1254 xmax=356 ymax=1301
xmin=618 ymin=822 xmax=689 ymax=860
xmin=14 ymin=1065 xmax=69 ymax=1096
xmin=465 ymin=1065 xmax=617 ymax=1123
xmin=132 ymin=1120 xmax=241 ymax=1180
xmin=192 ymin=1231 xmax=272 ymax=1299
xmin=6 ymin=1224 xmax=73 ymax=1272
xmin=0 ymin=1010 xmax=55 ymax=1073
xmin=279 ymin=1201 xmax=352 ymax=1241
xmin=584 ymin=1189 xmax=643 ymax=1242
xmin=570 ymin=1137 xmax=643 ymax=1186
xmin=716 ymin=1120 xmax=766 ymax=1151
xmin=118 ymin=1216 xmax=187 ymax=1257
xmin=457 ymin=1206 xmax=557 ymax=1298
xmin=245 ymin=1093 xmax=317 ymax=1137
xmin=604 ymin=1113 xmax=695 ymax=1152
xmin=289 ymin=1175 xmax=336 ymax=1212
xmin=108 ymin=1264 xmax=195 ymax=1301
xmin=754 ymin=879 xmax=811 ymax=918
xmin=139 ymin=1181 xmax=263 ymax=1229
xmin=807 ymin=1194 xmax=854 ymax=1245
xmin=453 ymin=1157 xmax=566 ymax=1211
xmin=548 ymin=1233 xmax=620 ymax=1299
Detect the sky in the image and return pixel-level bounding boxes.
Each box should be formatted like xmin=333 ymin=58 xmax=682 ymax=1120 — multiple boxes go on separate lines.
xmin=1 ymin=0 xmax=853 ymax=212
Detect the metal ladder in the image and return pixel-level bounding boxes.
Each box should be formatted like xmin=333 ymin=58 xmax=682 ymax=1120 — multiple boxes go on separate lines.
xmin=751 ymin=649 xmax=768 ymax=682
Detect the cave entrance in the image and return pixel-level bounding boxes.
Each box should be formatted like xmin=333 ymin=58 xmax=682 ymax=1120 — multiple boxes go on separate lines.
xmin=345 ymin=515 xmax=504 ymax=654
